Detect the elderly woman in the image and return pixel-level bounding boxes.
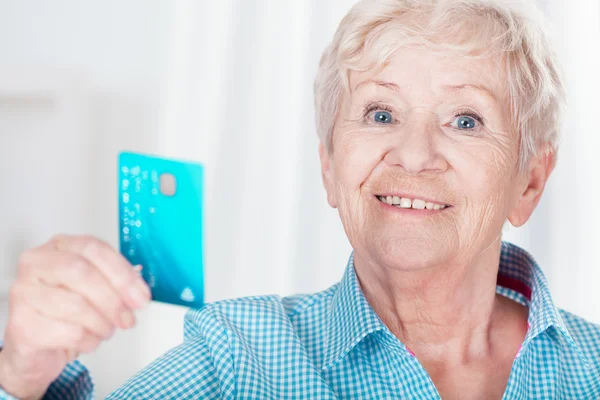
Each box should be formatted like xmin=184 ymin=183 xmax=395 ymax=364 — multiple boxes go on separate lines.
xmin=1 ymin=0 xmax=599 ymax=399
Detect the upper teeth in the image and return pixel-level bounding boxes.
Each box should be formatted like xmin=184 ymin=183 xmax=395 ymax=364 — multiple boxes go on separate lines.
xmin=377 ymin=195 xmax=448 ymax=210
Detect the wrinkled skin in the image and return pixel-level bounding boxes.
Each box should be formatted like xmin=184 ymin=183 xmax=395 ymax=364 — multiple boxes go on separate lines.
xmin=320 ymin=46 xmax=551 ymax=277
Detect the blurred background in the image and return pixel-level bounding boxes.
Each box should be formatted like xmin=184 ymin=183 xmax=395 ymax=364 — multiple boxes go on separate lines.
xmin=0 ymin=0 xmax=598 ymax=396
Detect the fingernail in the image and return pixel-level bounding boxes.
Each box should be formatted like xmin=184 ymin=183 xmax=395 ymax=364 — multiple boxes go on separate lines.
xmin=133 ymin=264 xmax=143 ymax=274
xmin=128 ymin=286 xmax=150 ymax=308
xmin=120 ymin=310 xmax=135 ymax=329
xmin=65 ymin=348 xmax=79 ymax=363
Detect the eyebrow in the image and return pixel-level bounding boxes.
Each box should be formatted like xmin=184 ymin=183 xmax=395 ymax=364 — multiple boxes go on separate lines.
xmin=353 ymin=79 xmax=401 ymax=92
xmin=441 ymin=83 xmax=499 ymax=102
xmin=353 ymin=80 xmax=499 ymax=103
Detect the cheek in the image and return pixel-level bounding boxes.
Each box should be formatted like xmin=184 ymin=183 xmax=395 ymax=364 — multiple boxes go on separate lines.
xmin=446 ymin=136 xmax=518 ymax=221
xmin=332 ymin=132 xmax=385 ymax=192
xmin=329 ymin=133 xmax=387 ymax=242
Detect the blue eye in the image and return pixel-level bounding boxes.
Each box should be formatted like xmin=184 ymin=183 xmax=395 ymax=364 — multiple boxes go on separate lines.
xmin=373 ymin=111 xmax=393 ymax=124
xmin=457 ymin=116 xmax=476 ymax=129
xmin=451 ymin=113 xmax=481 ymax=130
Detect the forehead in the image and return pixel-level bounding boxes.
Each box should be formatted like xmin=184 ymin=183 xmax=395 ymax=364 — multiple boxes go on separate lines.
xmin=349 ymin=46 xmax=508 ymax=103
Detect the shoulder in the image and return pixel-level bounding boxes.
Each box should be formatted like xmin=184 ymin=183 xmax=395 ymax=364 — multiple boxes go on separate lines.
xmin=559 ymin=309 xmax=600 ymax=350
xmin=108 ymin=311 xmax=236 ymax=399
xmin=559 ymin=309 xmax=600 ymax=372
xmin=108 ymin=288 xmax=339 ymax=399
xmin=185 ymin=285 xmax=338 ymax=338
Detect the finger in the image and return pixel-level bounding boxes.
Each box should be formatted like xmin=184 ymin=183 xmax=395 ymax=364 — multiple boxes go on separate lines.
xmin=8 ymin=303 xmax=103 ymax=355
xmin=49 ymin=234 xmax=151 ymax=308
xmin=18 ymin=250 xmax=136 ymax=329
xmin=19 ymin=283 xmax=120 ymax=339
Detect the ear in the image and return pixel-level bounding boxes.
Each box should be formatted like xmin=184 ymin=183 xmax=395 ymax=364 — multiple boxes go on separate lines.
xmin=507 ymin=148 xmax=556 ymax=227
xmin=319 ymin=142 xmax=338 ymax=208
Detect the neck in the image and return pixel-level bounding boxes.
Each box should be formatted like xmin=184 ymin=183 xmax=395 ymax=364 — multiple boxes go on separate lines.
xmin=354 ymin=238 xmax=523 ymax=363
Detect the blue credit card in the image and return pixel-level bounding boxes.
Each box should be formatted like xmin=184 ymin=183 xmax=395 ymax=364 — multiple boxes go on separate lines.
xmin=118 ymin=151 xmax=204 ymax=308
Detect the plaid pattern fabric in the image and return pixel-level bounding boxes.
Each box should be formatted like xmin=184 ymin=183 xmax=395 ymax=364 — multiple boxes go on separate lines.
xmin=1 ymin=242 xmax=599 ymax=399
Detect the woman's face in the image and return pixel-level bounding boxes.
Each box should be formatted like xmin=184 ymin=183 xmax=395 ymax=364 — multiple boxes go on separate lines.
xmin=320 ymin=46 xmax=545 ymax=270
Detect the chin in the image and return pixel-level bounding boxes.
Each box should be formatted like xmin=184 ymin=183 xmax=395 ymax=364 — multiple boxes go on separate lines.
xmin=367 ymin=234 xmax=455 ymax=271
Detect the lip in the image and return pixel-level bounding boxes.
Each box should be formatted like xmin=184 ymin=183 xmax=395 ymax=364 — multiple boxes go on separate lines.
xmin=374 ymin=193 xmax=452 ymax=207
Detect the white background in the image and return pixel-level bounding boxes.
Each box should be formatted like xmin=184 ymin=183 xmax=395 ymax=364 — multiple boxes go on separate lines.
xmin=0 ymin=0 xmax=598 ymax=397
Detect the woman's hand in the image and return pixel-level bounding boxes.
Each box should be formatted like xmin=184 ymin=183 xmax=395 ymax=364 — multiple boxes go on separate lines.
xmin=0 ymin=234 xmax=151 ymax=400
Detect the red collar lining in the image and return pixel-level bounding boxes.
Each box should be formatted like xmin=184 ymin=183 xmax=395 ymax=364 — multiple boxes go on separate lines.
xmin=497 ymin=274 xmax=532 ymax=301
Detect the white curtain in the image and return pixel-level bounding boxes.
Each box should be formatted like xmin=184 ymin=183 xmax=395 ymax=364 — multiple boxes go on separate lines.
xmin=159 ymin=0 xmax=360 ymax=302
xmin=160 ymin=0 xmax=600 ymax=320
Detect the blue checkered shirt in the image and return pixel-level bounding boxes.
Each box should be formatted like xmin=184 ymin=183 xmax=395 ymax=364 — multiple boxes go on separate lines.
xmin=1 ymin=242 xmax=599 ymax=399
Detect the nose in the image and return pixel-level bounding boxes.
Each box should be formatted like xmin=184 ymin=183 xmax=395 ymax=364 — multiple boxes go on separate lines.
xmin=383 ymin=110 xmax=447 ymax=175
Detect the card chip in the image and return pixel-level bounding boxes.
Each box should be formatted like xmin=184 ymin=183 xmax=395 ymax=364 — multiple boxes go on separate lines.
xmin=160 ymin=173 xmax=177 ymax=196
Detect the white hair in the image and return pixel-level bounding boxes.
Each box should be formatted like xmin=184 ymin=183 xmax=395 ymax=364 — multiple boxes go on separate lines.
xmin=314 ymin=0 xmax=566 ymax=169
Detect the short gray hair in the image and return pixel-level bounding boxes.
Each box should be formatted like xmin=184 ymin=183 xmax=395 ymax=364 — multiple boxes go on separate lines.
xmin=314 ymin=0 xmax=566 ymax=168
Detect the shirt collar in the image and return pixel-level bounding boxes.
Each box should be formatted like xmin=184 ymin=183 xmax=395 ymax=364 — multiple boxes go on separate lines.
xmin=322 ymin=241 xmax=589 ymax=370
xmin=499 ymin=242 xmax=589 ymax=366
xmin=321 ymin=252 xmax=388 ymax=370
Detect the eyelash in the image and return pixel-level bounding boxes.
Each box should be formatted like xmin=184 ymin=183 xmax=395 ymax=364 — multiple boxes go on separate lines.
xmin=453 ymin=108 xmax=485 ymax=126
xmin=362 ymin=103 xmax=485 ymax=129
xmin=362 ymin=103 xmax=394 ymax=122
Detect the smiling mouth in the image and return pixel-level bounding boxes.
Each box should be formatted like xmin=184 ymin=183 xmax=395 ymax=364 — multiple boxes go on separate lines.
xmin=376 ymin=195 xmax=452 ymax=210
